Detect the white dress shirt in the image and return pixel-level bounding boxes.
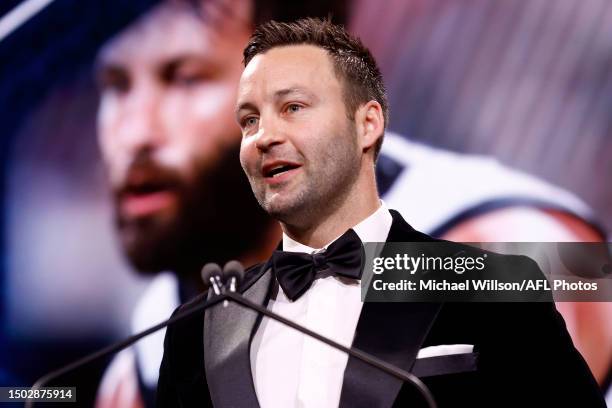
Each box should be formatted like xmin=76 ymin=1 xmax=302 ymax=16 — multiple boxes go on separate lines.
xmin=250 ymin=202 xmax=393 ymax=408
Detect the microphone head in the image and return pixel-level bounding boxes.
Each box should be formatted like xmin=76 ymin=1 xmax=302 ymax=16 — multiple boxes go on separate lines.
xmin=201 ymin=263 xmax=222 ymax=288
xmin=223 ymin=260 xmax=245 ymax=285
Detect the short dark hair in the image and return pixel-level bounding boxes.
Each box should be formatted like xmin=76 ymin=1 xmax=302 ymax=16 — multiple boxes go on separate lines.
xmin=243 ymin=17 xmax=388 ymax=161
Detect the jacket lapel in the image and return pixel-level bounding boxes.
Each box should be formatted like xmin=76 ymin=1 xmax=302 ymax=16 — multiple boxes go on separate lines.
xmin=339 ymin=210 xmax=442 ymax=408
xmin=203 ymin=261 xmax=273 ymax=408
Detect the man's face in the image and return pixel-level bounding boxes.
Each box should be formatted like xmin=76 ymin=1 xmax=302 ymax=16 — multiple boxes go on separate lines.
xmin=97 ymin=2 xmax=269 ymax=274
xmin=237 ymin=45 xmax=361 ymax=225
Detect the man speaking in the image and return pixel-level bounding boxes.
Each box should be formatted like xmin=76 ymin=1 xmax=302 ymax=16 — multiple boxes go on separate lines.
xmin=156 ymin=18 xmax=605 ymax=407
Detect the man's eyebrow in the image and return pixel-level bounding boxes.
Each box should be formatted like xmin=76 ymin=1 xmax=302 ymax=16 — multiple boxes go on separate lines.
xmin=93 ymin=49 xmax=131 ymax=84
xmin=95 ymin=58 xmax=121 ymax=73
xmin=94 ymin=46 xmax=119 ymax=74
xmin=159 ymin=55 xmax=213 ymax=79
xmin=235 ymin=87 xmax=317 ymax=118
xmin=235 ymin=101 xmax=258 ymax=118
xmin=273 ymin=87 xmax=316 ymax=100
xmin=160 ymin=53 xmax=220 ymax=71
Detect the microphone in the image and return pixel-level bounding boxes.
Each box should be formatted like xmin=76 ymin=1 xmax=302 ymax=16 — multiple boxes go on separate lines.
xmin=223 ymin=260 xmax=245 ymax=293
xmin=201 ymin=262 xmax=223 ymax=295
xmin=221 ymin=260 xmax=245 ymax=307
xmin=217 ymin=260 xmax=437 ymax=408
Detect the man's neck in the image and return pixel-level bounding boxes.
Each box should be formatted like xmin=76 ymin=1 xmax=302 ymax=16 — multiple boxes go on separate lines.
xmin=282 ymin=173 xmax=381 ymax=248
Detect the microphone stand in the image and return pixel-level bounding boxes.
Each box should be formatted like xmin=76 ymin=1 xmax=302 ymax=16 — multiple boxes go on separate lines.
xmin=27 ymin=264 xmax=437 ymax=408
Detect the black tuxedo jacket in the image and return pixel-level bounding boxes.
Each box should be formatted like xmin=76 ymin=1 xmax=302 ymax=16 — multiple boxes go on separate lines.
xmin=156 ymin=210 xmax=605 ymax=407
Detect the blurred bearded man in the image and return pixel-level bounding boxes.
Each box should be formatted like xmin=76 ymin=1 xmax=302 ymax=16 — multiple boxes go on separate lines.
xmin=97 ymin=1 xmax=272 ymax=287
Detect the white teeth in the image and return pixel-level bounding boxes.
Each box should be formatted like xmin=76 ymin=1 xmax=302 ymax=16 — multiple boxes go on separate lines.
xmin=267 ymin=165 xmax=289 ymax=177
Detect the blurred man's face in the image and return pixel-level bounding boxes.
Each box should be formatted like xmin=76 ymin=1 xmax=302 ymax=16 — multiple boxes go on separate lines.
xmin=97 ymin=2 xmax=269 ymax=274
xmin=237 ymin=45 xmax=361 ymax=225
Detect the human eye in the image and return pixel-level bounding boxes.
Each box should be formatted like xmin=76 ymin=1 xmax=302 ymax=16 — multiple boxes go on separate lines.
xmin=97 ymin=66 xmax=130 ymax=95
xmin=169 ymin=68 xmax=202 ymax=87
xmin=240 ymin=115 xmax=259 ymax=132
xmin=164 ymin=59 xmax=214 ymax=87
xmin=285 ymin=103 xmax=303 ymax=114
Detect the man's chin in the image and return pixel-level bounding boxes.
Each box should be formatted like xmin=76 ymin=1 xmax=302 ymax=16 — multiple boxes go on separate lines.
xmin=118 ymin=220 xmax=179 ymax=275
xmin=262 ymin=195 xmax=308 ymax=225
xmin=122 ymin=240 xmax=169 ymax=275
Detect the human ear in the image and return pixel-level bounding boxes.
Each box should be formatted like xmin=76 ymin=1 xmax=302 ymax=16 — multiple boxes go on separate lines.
xmin=355 ymin=100 xmax=384 ymax=153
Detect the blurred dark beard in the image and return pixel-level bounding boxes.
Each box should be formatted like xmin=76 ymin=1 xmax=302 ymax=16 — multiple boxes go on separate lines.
xmin=115 ymin=143 xmax=272 ymax=278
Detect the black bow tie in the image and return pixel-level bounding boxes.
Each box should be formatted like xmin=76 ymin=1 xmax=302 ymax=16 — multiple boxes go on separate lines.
xmin=272 ymin=229 xmax=364 ymax=301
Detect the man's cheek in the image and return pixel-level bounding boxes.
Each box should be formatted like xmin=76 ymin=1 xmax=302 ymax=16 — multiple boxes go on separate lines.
xmin=157 ymin=144 xmax=195 ymax=172
xmin=239 ymin=141 xmax=256 ymax=176
xmin=107 ymin=159 xmax=129 ymax=189
xmin=97 ymin=94 xmax=118 ymax=131
xmin=97 ymin=102 xmax=124 ymax=173
xmin=97 ymin=137 xmax=127 ymax=187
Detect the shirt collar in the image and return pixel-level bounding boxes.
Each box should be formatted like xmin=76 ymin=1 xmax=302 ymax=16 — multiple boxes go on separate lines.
xmin=282 ymin=200 xmax=393 ymax=254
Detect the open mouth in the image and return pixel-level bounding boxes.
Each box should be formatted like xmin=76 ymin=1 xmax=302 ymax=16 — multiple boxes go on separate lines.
xmin=118 ymin=180 xmax=179 ymax=218
xmin=124 ymin=181 xmax=174 ymax=195
xmin=263 ymin=163 xmax=301 ymax=179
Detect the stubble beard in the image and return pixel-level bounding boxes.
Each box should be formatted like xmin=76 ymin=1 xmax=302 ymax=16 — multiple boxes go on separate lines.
xmin=253 ymin=121 xmax=361 ymax=228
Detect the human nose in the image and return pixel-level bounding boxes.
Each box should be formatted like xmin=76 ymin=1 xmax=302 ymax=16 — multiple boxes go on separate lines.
xmin=115 ymin=81 xmax=164 ymax=156
xmin=254 ymin=115 xmax=286 ymax=152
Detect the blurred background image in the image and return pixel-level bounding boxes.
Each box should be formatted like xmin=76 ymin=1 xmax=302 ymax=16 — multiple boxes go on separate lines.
xmin=1 ymin=0 xmax=610 ymax=406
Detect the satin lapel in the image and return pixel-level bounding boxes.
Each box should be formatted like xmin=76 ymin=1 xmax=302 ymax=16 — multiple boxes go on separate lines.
xmin=339 ymin=210 xmax=442 ymax=408
xmin=339 ymin=302 xmax=441 ymax=408
xmin=203 ymin=261 xmax=273 ymax=408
